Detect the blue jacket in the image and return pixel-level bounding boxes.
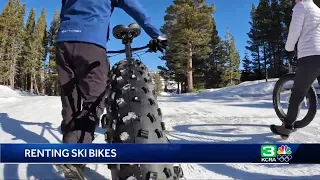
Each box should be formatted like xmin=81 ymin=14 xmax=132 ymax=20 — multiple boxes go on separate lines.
xmin=56 ymin=0 xmax=161 ymax=49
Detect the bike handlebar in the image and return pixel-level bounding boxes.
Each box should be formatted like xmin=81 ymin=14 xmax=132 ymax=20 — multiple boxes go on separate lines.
xmin=107 ymin=45 xmax=149 ymax=54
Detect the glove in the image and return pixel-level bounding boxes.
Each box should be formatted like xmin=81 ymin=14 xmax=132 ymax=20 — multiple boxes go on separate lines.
xmin=148 ymin=37 xmax=168 ymax=53
xmin=286 ymin=51 xmax=295 ymax=60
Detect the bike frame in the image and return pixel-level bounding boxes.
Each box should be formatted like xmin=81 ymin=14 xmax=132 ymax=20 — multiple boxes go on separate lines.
xmin=106 ymin=33 xmax=149 ymax=59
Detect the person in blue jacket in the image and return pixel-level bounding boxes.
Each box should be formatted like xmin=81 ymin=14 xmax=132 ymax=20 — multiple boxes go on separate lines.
xmin=55 ymin=0 xmax=166 ymax=179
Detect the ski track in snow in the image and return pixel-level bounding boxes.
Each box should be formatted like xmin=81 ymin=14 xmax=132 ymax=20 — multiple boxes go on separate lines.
xmin=1 ymin=79 xmax=320 ymax=179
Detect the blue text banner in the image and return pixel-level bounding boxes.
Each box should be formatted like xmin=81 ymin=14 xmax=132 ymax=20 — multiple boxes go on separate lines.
xmin=0 ymin=143 xmax=318 ymax=163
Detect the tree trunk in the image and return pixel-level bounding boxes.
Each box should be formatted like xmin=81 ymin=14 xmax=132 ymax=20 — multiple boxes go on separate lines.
xmin=257 ymin=49 xmax=261 ymax=78
xmin=41 ymin=71 xmax=45 ymax=95
xmin=9 ymin=51 xmax=16 ymax=89
xmin=11 ymin=56 xmax=17 ymax=89
xmin=9 ymin=63 xmax=14 ymax=89
xmin=24 ymin=74 xmax=26 ymax=90
xmin=263 ymin=45 xmax=268 ymax=82
xmin=30 ymin=74 xmax=33 ymax=93
xmin=51 ymin=78 xmax=55 ymax=96
xmin=34 ymin=74 xmax=39 ymax=95
xmin=229 ymin=58 xmax=232 ymax=85
xmin=187 ymin=46 xmax=193 ymax=92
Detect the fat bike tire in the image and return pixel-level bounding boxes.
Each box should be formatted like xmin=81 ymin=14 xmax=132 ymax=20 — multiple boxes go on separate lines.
xmin=273 ymin=73 xmax=318 ymax=129
xmin=103 ymin=59 xmax=180 ymax=180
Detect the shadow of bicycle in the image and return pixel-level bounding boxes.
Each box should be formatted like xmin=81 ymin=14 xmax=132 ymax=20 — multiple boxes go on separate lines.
xmin=0 ymin=113 xmax=108 ymax=180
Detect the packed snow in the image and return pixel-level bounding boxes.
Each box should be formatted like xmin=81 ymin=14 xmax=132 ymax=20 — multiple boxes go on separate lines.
xmin=1 ymin=78 xmax=320 ymax=179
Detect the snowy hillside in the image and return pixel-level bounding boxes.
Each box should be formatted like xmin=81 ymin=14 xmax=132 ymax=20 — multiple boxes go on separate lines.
xmin=1 ymin=79 xmax=320 ymax=179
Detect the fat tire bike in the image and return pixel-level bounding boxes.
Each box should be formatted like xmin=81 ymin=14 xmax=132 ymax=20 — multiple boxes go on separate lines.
xmin=101 ymin=23 xmax=184 ymax=180
xmin=273 ymin=67 xmax=319 ymax=130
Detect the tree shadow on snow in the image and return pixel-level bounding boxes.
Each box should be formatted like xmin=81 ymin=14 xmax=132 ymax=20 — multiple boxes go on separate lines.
xmin=170 ymin=123 xmax=320 ymax=179
xmin=0 ymin=113 xmax=107 ymax=180
xmin=226 ymin=101 xmax=274 ymax=109
xmin=225 ymin=101 xmax=315 ymax=111
xmin=157 ymin=93 xmax=269 ymax=103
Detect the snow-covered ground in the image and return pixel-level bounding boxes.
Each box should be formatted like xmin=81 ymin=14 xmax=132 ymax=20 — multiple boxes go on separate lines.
xmin=1 ymin=78 xmax=320 ymax=179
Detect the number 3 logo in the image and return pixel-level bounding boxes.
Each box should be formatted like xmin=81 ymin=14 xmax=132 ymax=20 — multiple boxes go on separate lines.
xmin=261 ymin=145 xmax=276 ymax=157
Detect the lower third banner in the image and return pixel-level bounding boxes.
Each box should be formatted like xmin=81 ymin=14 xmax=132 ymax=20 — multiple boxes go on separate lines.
xmin=0 ymin=143 xmax=319 ymax=163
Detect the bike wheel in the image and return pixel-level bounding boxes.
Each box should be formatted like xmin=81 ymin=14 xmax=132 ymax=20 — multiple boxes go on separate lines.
xmin=272 ymin=73 xmax=318 ymax=128
xmin=103 ymin=59 xmax=180 ymax=180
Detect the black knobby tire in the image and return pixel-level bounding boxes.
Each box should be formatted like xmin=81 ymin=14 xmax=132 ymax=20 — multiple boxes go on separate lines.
xmin=273 ymin=73 xmax=318 ymax=128
xmin=105 ymin=59 xmax=178 ymax=180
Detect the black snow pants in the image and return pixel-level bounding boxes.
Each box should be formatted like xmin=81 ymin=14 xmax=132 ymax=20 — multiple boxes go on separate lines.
xmin=55 ymin=42 xmax=109 ymax=143
xmin=285 ymin=55 xmax=320 ymax=126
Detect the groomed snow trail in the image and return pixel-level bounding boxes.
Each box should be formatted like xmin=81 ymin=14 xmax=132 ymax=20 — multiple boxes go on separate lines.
xmin=1 ymin=79 xmax=320 ymax=179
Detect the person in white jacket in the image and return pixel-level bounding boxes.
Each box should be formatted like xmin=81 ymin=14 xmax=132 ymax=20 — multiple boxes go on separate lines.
xmin=271 ymin=0 xmax=320 ymax=138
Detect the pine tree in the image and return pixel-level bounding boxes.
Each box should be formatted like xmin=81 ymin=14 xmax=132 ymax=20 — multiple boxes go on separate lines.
xmin=196 ymin=17 xmax=225 ymax=89
xmin=152 ymin=72 xmax=163 ymax=97
xmin=207 ymin=17 xmax=225 ymax=88
xmin=246 ymin=4 xmax=262 ymax=80
xmin=279 ymin=0 xmax=295 ymax=30
xmin=0 ymin=2 xmax=12 ymax=85
xmin=244 ymin=0 xmax=303 ymax=80
xmin=269 ymin=0 xmax=285 ymax=77
xmin=39 ymin=8 xmax=48 ymax=95
xmin=161 ymin=0 xmax=215 ymax=92
xmin=280 ymin=0 xmax=297 ymax=69
xmin=48 ymin=10 xmax=60 ymax=73
xmin=0 ymin=0 xmax=25 ymax=88
xmin=29 ymin=8 xmax=47 ymax=94
xmin=221 ymin=29 xmax=241 ymax=86
xmin=158 ymin=43 xmax=187 ymax=92
xmin=21 ymin=8 xmax=36 ymax=91
xmin=47 ymin=10 xmax=60 ymax=95
xmin=241 ymin=52 xmax=253 ymax=81
xmin=255 ymin=0 xmax=272 ymax=82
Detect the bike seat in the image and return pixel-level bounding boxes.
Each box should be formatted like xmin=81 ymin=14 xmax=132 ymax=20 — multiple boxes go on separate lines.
xmin=112 ymin=23 xmax=141 ymax=39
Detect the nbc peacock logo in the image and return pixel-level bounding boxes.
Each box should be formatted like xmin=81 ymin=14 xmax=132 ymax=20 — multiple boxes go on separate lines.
xmin=276 ymin=145 xmax=292 ymax=163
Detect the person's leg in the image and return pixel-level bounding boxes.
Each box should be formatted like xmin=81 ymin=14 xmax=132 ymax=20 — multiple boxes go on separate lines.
xmin=286 ymin=56 xmax=320 ymax=126
xmin=62 ymin=42 xmax=109 ymax=144
xmin=55 ymin=42 xmax=86 ymax=180
xmin=56 ymin=42 xmax=82 ymax=141
xmin=271 ymin=55 xmax=320 ymax=136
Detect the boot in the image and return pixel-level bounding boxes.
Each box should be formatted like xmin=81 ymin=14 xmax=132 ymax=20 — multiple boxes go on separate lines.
xmin=270 ymin=123 xmax=293 ymax=139
xmin=56 ymin=164 xmax=86 ymax=180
